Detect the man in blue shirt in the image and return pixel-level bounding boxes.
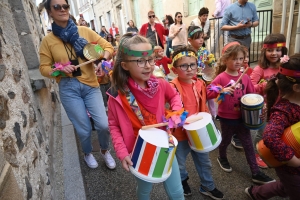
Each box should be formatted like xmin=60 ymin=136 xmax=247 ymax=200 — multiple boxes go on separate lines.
xmin=221 ymin=0 xmax=259 ymax=48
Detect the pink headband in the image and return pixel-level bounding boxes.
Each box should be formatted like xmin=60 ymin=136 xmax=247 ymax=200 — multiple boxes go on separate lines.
xmin=222 ymin=42 xmax=240 ymax=55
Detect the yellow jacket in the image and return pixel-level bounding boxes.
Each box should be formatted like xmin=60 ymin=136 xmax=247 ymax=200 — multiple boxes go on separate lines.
xmin=39 ymin=26 xmax=114 ymax=87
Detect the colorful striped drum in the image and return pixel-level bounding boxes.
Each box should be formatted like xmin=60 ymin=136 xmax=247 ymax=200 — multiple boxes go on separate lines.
xmin=241 ymin=94 xmax=265 ymax=130
xmin=129 ymin=128 xmax=178 ymax=183
xmin=183 ymin=112 xmax=222 ymax=153
xmin=257 ymin=121 xmax=300 ymax=167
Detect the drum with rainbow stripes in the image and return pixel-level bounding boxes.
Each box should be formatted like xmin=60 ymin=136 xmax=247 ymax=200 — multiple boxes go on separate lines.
xmin=241 ymin=94 xmax=265 ymax=130
xmin=129 ymin=128 xmax=178 ymax=183
xmin=183 ymin=112 xmax=222 ymax=153
xmin=257 ymin=121 xmax=300 ymax=168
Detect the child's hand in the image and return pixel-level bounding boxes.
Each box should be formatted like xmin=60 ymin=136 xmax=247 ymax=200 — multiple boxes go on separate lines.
xmin=286 ymin=155 xmax=300 ymax=168
xmin=259 ymin=104 xmax=267 ymax=121
xmin=122 ymin=156 xmax=133 ymax=172
xmin=223 ymin=86 xmax=235 ymax=94
xmin=95 ymin=62 xmax=105 ymax=77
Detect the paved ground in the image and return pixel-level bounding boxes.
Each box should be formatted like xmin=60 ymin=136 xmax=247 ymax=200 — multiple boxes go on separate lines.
xmin=76 ymin=119 xmax=288 ymax=200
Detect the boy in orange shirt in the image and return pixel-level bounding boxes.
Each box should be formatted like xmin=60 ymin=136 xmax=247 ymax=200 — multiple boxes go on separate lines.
xmin=170 ymin=46 xmax=224 ymax=199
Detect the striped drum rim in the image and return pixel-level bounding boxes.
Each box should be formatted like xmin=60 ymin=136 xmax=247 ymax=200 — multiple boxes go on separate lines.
xmin=282 ymin=121 xmax=300 ymax=157
xmin=241 ymin=94 xmax=265 ymax=130
xmin=130 ymin=128 xmax=177 ymax=183
xmin=184 ymin=112 xmax=222 ymax=153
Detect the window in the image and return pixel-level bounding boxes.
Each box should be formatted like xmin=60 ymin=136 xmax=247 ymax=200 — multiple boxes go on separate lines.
xmin=188 ymin=0 xmax=204 ymax=16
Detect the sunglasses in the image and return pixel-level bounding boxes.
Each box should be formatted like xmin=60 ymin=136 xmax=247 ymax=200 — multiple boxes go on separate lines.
xmin=52 ymin=4 xmax=70 ymax=11
xmin=148 ymin=15 xmax=156 ymax=18
xmin=177 ymin=16 xmax=183 ymax=18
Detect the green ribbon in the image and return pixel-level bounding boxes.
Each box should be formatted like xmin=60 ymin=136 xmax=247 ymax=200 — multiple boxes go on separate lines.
xmin=51 ymin=70 xmax=66 ymax=77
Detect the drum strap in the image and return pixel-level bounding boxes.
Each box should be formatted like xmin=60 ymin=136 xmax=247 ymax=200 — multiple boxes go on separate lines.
xmin=125 ymin=89 xmax=146 ymax=126
xmin=170 ymin=79 xmax=200 ymax=112
xmin=192 ymin=81 xmax=200 ymax=112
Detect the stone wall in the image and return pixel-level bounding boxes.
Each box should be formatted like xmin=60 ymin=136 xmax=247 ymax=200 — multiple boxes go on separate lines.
xmin=0 ymin=0 xmax=60 ymax=199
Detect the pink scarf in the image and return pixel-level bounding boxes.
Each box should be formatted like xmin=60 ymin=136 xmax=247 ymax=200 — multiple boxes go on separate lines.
xmin=127 ymin=76 xmax=160 ymax=114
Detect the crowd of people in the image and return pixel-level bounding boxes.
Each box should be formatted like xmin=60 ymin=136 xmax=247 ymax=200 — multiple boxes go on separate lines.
xmin=40 ymin=0 xmax=300 ymax=200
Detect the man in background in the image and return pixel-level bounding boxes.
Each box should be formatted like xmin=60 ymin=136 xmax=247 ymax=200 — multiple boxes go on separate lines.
xmin=211 ymin=0 xmax=231 ymax=54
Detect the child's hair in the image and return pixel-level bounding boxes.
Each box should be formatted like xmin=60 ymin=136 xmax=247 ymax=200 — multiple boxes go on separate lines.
xmin=154 ymin=46 xmax=163 ymax=57
xmin=258 ymin=33 xmax=288 ymax=69
xmin=187 ymin=26 xmax=204 ymax=40
xmin=215 ymin=42 xmax=247 ymax=76
xmin=111 ymin=33 xmax=151 ymax=94
xmin=265 ymin=54 xmax=300 ymax=119
xmin=172 ymin=45 xmax=197 ymax=67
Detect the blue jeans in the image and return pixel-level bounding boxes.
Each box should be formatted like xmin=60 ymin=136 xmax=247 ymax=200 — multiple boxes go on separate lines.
xmin=59 ymin=78 xmax=110 ymax=153
xmin=135 ymin=157 xmax=184 ymax=200
xmin=175 ymin=140 xmax=215 ymax=191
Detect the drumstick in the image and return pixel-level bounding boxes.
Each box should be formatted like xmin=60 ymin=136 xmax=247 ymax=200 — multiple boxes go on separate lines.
xmin=233 ymin=67 xmax=249 ymax=87
xmin=141 ymin=115 xmax=203 ymax=130
xmin=75 ymin=58 xmax=97 ymax=69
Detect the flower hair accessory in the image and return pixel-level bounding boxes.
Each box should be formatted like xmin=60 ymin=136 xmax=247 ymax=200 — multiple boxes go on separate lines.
xmin=172 ymin=51 xmax=198 ymax=64
xmin=119 ymin=45 xmax=154 ymax=57
xmin=188 ymin=28 xmax=203 ymax=38
xmin=280 ymin=55 xmax=290 ymax=64
xmin=49 ymin=61 xmax=71 ymax=77
xmin=263 ymin=42 xmax=286 ymax=49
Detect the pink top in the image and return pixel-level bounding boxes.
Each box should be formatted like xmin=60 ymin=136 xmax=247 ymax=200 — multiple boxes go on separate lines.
xmin=250 ymin=65 xmax=279 ymax=95
xmin=107 ymin=79 xmax=182 ymax=161
xmin=207 ymin=72 xmax=255 ymax=119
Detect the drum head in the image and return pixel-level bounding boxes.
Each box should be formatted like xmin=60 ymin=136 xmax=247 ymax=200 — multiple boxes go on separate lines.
xmin=138 ymin=128 xmax=178 ymax=147
xmin=183 ymin=112 xmax=212 ymax=130
xmin=201 ymin=67 xmax=215 ymax=82
xmin=83 ymin=43 xmax=104 ymax=60
xmin=241 ymin=94 xmax=264 ymax=106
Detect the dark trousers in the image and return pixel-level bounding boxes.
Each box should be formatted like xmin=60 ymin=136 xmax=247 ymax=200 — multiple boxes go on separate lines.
xmin=219 ymin=118 xmax=260 ymax=175
xmin=252 ymin=169 xmax=300 ymax=200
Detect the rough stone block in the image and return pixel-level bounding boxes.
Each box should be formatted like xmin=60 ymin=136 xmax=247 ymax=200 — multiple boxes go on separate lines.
xmin=0 ymin=95 xmax=9 ymax=129
xmin=0 ymin=64 xmax=6 ymax=81
xmin=13 ymin=122 xmax=24 ymax=151
xmin=29 ymin=69 xmax=46 ymax=91
xmin=7 ymin=90 xmax=16 ymax=99
xmin=12 ymin=68 xmax=21 ymax=83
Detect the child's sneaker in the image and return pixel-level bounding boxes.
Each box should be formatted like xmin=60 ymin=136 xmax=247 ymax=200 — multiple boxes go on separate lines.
xmin=182 ymin=176 xmax=192 ymax=196
xmin=231 ymin=135 xmax=243 ymax=149
xmin=199 ymin=185 xmax=224 ymax=199
xmin=84 ymin=153 xmax=98 ymax=169
xmin=252 ymin=171 xmax=275 ymax=184
xmin=101 ymin=150 xmax=116 ymax=169
xmin=255 ymin=154 xmax=268 ymax=169
xmin=245 ymin=186 xmax=255 ymax=200
xmin=217 ymin=157 xmax=232 ymax=172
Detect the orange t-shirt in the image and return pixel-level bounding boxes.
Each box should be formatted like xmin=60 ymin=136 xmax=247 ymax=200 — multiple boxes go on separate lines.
xmin=172 ymin=82 xmax=198 ymax=141
xmin=119 ymin=92 xmax=157 ymax=137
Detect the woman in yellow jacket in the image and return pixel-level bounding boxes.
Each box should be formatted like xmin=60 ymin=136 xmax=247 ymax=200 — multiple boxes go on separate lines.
xmin=39 ymin=0 xmax=116 ymax=169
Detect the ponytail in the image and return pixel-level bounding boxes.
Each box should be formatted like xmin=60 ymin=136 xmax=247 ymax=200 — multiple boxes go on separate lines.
xmin=264 ymin=78 xmax=279 ymax=120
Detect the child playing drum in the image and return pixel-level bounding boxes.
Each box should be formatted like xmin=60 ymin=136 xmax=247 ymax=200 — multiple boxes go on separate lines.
xmin=250 ymin=34 xmax=288 ymax=168
xmin=107 ymin=33 xmax=184 ymax=199
xmin=170 ymin=46 xmax=224 ymax=199
xmin=206 ymin=42 xmax=275 ymax=184
xmin=245 ymin=54 xmax=300 ymax=200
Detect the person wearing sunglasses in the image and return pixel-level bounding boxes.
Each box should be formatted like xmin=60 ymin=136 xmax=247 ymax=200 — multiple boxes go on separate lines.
xmin=39 ymin=0 xmax=116 ymax=170
xmin=139 ymin=10 xmax=169 ymax=49
xmin=191 ymin=7 xmax=211 ymax=47
xmin=169 ymin=12 xmax=187 ymax=51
